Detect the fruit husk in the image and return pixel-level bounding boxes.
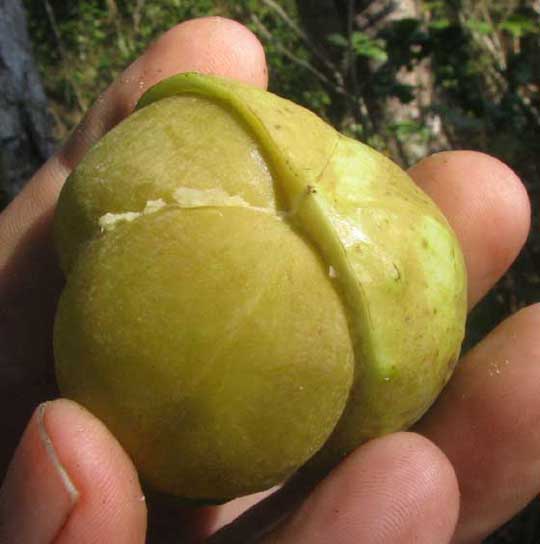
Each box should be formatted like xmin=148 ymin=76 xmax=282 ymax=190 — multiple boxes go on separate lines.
xmin=53 ymin=73 xmax=467 ymax=500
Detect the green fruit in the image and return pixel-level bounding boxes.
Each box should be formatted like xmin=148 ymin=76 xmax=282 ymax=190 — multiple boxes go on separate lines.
xmin=54 ymin=73 xmax=467 ymax=501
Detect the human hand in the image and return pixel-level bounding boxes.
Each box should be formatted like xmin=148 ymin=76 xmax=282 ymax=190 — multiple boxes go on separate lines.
xmin=0 ymin=17 xmax=536 ymax=544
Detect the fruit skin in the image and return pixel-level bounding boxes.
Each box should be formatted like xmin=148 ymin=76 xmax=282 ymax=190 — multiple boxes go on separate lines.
xmin=53 ymin=72 xmax=467 ymax=500
xmin=55 ymin=206 xmax=353 ymax=500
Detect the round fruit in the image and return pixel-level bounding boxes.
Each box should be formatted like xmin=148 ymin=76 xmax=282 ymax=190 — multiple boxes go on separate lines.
xmin=53 ymin=73 xmax=467 ymax=501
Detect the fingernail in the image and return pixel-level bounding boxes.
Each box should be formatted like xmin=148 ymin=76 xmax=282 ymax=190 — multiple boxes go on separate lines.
xmin=0 ymin=401 xmax=79 ymax=543
xmin=37 ymin=402 xmax=79 ymax=504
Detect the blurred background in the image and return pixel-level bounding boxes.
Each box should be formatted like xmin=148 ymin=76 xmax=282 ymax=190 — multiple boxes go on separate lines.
xmin=1 ymin=0 xmax=539 ymax=541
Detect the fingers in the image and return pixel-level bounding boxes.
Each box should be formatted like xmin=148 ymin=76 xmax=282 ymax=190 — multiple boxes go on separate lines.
xmin=409 ymin=151 xmax=530 ymax=308
xmin=415 ymin=303 xmax=540 ymax=543
xmin=0 ymin=399 xmax=147 ymax=544
xmin=410 ymin=150 xmax=535 ymax=541
xmin=210 ymin=433 xmax=459 ymax=544
xmin=0 ymin=16 xmax=268 ymax=267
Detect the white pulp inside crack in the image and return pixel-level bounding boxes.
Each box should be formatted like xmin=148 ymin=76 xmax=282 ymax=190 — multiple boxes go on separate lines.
xmin=97 ymin=187 xmax=279 ymax=233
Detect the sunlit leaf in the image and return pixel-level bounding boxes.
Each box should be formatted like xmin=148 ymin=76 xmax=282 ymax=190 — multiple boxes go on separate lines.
xmin=466 ymin=19 xmax=492 ymax=35
xmin=500 ymin=14 xmax=540 ymax=38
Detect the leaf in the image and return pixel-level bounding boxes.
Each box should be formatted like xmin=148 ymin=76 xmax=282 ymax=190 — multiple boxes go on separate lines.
xmin=326 ymin=33 xmax=348 ymax=48
xmin=351 ymin=32 xmax=388 ymax=62
xmin=388 ymin=120 xmax=428 ymax=140
xmin=500 ymin=14 xmax=540 ymax=38
xmin=428 ymin=18 xmax=451 ymax=30
xmin=327 ymin=32 xmax=388 ymax=61
xmin=466 ymin=19 xmax=492 ymax=36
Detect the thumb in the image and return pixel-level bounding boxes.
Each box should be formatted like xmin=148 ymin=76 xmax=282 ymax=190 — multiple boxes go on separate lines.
xmin=0 ymin=399 xmax=147 ymax=543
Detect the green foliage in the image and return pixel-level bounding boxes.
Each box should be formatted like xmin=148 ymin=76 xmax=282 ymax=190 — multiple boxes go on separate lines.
xmin=24 ymin=0 xmax=330 ymax=134
xmin=24 ymin=0 xmax=228 ymax=124
xmin=227 ymin=0 xmax=335 ymax=124
xmin=428 ymin=18 xmax=451 ymax=30
xmin=500 ymin=13 xmax=540 ymax=38
xmin=388 ymin=120 xmax=430 ymax=142
xmin=22 ymin=1 xmax=540 ymax=147
xmin=465 ymin=18 xmax=492 ymax=35
xmin=328 ymin=31 xmax=388 ymax=61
